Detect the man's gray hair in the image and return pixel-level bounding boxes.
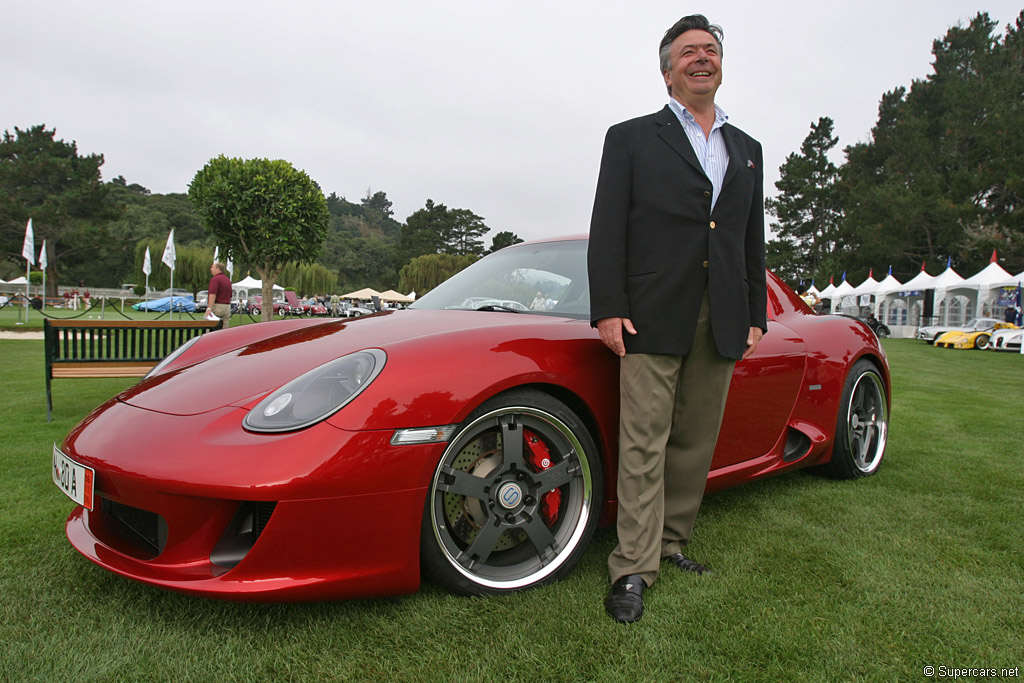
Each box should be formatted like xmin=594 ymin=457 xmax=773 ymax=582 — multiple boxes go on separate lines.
xmin=658 ymin=14 xmax=724 ymax=73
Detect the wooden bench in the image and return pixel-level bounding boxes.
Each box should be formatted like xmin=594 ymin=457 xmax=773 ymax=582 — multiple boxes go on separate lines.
xmin=44 ymin=319 xmax=222 ymax=420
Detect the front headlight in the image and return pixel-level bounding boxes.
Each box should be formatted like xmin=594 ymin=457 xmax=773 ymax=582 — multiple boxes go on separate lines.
xmin=243 ymin=349 xmax=386 ymax=433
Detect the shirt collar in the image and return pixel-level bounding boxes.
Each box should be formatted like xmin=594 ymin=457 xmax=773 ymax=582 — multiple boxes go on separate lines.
xmin=667 ymin=98 xmax=729 ymax=130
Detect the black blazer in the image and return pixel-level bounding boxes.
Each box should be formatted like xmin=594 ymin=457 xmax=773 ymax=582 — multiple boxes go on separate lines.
xmin=588 ymin=105 xmax=768 ymax=359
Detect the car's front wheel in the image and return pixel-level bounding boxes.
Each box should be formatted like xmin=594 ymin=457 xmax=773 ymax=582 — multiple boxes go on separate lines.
xmin=421 ymin=389 xmax=603 ymax=596
xmin=975 ymin=334 xmax=990 ymax=350
xmin=821 ymin=359 xmax=889 ymax=479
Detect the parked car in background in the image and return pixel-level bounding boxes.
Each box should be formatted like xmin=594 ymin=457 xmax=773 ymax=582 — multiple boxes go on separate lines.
xmin=916 ymin=318 xmax=1003 ymax=344
xmin=53 ymin=235 xmax=890 ymax=603
xmin=247 ymin=295 xmax=288 ymax=316
xmin=935 ymin=322 xmax=1018 ymax=349
xmin=987 ymin=326 xmax=1024 ymax=352
xmin=340 ymin=302 xmax=373 ymax=317
xmin=854 ymin=316 xmax=890 ymax=339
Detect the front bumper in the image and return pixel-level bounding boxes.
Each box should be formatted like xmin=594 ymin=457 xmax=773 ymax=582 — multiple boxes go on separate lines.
xmin=61 ymin=399 xmax=444 ymax=602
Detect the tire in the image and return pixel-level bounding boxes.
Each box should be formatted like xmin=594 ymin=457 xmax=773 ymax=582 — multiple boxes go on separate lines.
xmin=421 ymin=389 xmax=603 ymax=596
xmin=821 ymin=359 xmax=889 ymax=479
xmin=252 ymin=307 xmax=261 ymax=316
xmin=875 ymin=325 xmax=889 ymax=339
xmin=975 ymin=334 xmax=990 ymax=350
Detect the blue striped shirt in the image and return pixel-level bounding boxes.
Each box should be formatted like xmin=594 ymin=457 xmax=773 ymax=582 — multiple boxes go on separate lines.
xmin=667 ymin=98 xmax=730 ymax=209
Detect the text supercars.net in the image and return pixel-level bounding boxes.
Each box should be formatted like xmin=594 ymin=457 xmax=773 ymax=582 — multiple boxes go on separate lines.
xmin=923 ymin=666 xmax=1020 ymax=679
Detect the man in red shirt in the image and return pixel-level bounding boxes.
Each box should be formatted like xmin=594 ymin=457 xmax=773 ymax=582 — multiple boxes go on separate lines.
xmin=207 ymin=262 xmax=232 ymax=327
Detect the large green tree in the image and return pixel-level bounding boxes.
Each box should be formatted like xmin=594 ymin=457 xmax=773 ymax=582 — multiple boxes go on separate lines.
xmin=0 ymin=125 xmax=119 ymax=294
xmin=840 ymin=11 xmax=1024 ymax=279
xmin=766 ymin=117 xmax=843 ymax=286
xmin=188 ymin=156 xmax=330 ymax=321
xmin=396 ymin=199 xmax=490 ymax=268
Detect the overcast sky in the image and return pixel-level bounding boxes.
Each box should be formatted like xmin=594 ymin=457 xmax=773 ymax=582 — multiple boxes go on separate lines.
xmin=4 ymin=1 xmax=1021 ymax=244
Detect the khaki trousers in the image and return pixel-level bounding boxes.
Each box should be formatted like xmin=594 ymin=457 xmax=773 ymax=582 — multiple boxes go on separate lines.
xmin=608 ymin=291 xmax=735 ymax=587
xmin=211 ymin=303 xmax=231 ymax=328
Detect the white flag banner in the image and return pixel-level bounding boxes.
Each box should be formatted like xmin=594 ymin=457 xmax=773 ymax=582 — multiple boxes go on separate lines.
xmin=161 ymin=229 xmax=176 ymax=270
xmin=39 ymin=239 xmax=47 ymax=270
xmin=143 ymin=246 xmax=152 ymax=276
xmin=22 ymin=218 xmax=34 ymax=263
xmin=225 ymin=256 xmax=234 ymax=277
xmin=213 ymin=246 xmax=219 ymax=264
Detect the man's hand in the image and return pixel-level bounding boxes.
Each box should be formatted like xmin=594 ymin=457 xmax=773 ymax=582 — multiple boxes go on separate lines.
xmin=741 ymin=326 xmax=763 ymax=361
xmin=597 ymin=317 xmax=637 ymax=357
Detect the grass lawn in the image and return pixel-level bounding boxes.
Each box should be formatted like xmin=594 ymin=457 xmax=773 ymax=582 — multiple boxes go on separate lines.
xmin=1 ymin=338 xmax=1021 ymax=681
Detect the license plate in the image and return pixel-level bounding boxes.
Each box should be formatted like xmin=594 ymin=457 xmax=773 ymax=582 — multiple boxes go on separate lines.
xmin=52 ymin=443 xmax=95 ymax=510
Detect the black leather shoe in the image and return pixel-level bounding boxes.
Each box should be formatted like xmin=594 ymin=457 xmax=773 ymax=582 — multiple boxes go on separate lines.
xmin=605 ymin=574 xmax=646 ymax=623
xmin=665 ymin=552 xmax=712 ymax=575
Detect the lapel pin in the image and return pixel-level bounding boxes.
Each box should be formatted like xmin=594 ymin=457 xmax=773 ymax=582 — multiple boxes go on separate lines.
xmin=747 ymin=159 xmax=756 ymax=169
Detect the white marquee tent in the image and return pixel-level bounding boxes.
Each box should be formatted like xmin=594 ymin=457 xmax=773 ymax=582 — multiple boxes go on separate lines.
xmin=819 ymin=253 xmax=1022 ymax=338
xmin=233 ymin=276 xmax=284 ymax=301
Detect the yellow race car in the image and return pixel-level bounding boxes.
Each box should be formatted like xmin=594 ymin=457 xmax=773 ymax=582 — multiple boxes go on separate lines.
xmin=935 ymin=322 xmax=1019 ymax=350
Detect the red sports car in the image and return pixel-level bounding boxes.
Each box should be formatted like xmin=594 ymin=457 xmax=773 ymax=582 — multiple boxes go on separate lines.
xmin=53 ymin=236 xmax=890 ymax=602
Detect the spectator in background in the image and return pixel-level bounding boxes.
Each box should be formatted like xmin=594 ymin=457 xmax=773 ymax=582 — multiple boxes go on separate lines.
xmin=207 ymin=262 xmax=232 ymax=327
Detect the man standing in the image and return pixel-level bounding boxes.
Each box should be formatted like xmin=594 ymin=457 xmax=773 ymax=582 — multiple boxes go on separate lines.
xmin=588 ymin=14 xmax=767 ymax=623
xmin=207 ymin=262 xmax=232 ymax=328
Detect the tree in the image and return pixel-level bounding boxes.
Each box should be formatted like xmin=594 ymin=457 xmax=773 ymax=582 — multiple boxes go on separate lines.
xmin=396 ymin=199 xmax=491 ymax=268
xmin=398 ymin=253 xmax=478 ymax=295
xmin=188 ymin=156 xmax=330 ymax=321
xmin=440 ymin=208 xmax=489 ymax=256
xmin=360 ymin=189 xmax=394 ymax=217
xmin=396 ymin=199 xmax=448 ymax=266
xmin=278 ymin=262 xmax=337 ymax=296
xmin=488 ymin=231 xmax=524 ymax=253
xmin=839 ymin=11 xmax=1024 ymax=279
xmin=0 ymin=125 xmax=118 ymax=296
xmin=765 ymin=117 xmax=842 ymax=285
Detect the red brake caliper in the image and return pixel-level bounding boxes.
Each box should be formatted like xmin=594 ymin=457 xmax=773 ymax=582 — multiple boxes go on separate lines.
xmin=524 ymin=428 xmax=561 ymax=526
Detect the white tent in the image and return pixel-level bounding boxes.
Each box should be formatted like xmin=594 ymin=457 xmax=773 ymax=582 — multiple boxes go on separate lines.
xmin=944 ymin=260 xmax=1013 ymax=320
xmin=872 ymin=272 xmax=904 ymax=325
xmin=233 ymin=276 xmax=283 ymax=300
xmin=7 ymin=276 xmax=28 ymax=285
xmin=833 ymin=273 xmax=881 ymax=316
xmin=829 ymin=277 xmax=855 ymax=314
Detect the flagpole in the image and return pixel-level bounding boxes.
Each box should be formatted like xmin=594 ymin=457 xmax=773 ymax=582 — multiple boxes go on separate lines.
xmin=21 ymin=218 xmax=34 ymax=326
xmin=24 ymin=258 xmax=30 ymax=325
xmin=40 ymin=240 xmax=47 ymax=315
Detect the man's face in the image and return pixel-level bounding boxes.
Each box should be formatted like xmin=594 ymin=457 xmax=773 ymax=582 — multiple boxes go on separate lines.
xmin=210 ymin=264 xmax=218 ymax=275
xmin=662 ymin=29 xmax=722 ymax=104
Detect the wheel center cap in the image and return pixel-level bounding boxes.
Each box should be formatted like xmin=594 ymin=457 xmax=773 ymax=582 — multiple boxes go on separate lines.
xmin=497 ymin=482 xmax=523 ymax=509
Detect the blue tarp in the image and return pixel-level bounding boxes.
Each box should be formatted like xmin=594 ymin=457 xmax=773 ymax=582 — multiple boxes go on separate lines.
xmin=131 ymin=296 xmax=196 ymax=312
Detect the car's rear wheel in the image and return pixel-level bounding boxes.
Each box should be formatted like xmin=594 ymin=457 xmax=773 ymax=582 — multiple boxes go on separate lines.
xmin=421 ymin=389 xmax=603 ymax=596
xmin=875 ymin=325 xmax=889 ymax=339
xmin=975 ymin=334 xmax=990 ymax=350
xmin=821 ymin=359 xmax=889 ymax=479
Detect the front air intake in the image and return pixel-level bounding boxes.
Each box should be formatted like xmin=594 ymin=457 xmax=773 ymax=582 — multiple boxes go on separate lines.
xmin=210 ymin=501 xmax=278 ymax=569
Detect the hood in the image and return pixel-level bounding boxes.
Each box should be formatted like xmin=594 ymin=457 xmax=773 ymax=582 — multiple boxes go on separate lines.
xmin=118 ymin=310 xmax=571 ymax=416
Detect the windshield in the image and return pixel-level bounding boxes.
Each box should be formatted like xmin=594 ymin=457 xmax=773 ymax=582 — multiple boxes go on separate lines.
xmin=410 ymin=239 xmax=590 ymax=319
